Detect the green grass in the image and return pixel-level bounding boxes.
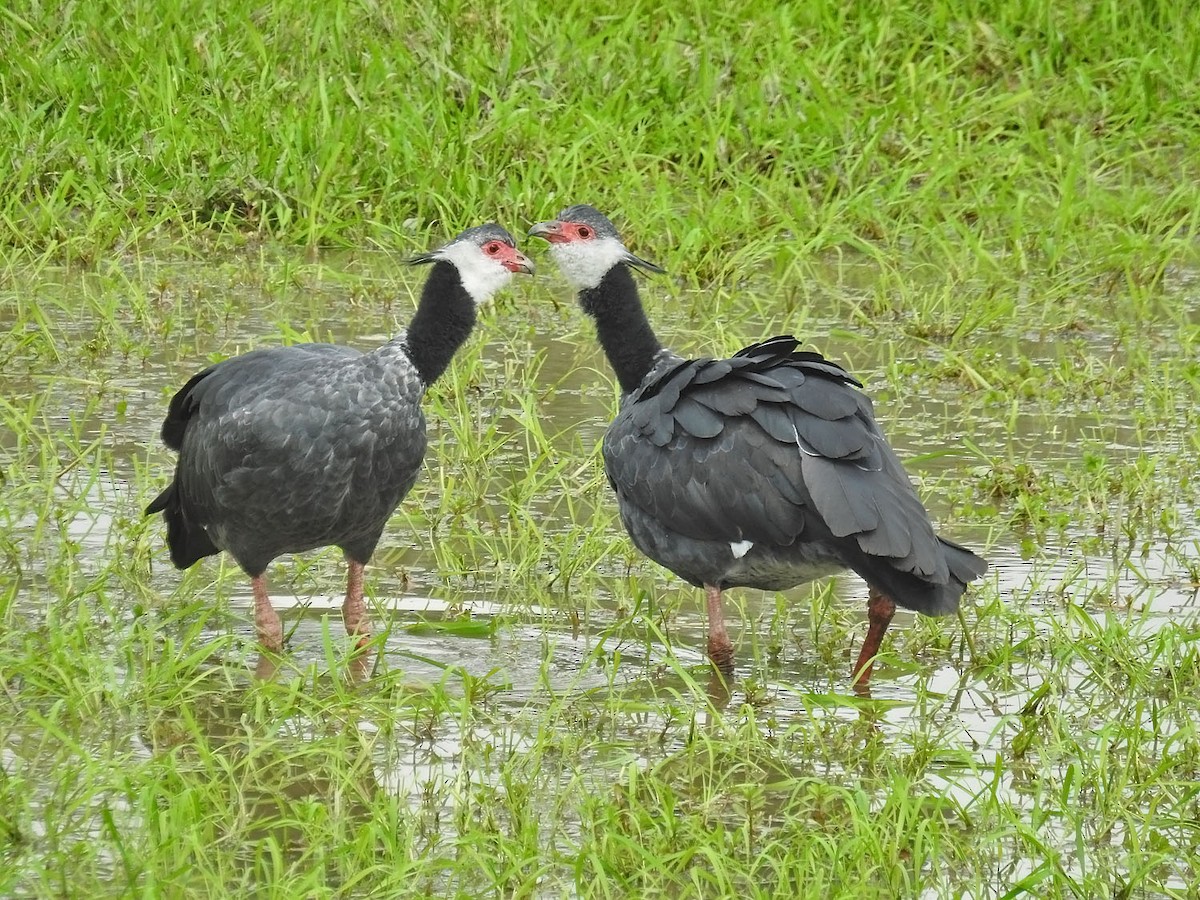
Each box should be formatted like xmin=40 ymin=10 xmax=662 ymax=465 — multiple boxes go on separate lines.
xmin=3 ymin=235 xmax=1198 ymax=897
xmin=3 ymin=0 xmax=1200 ymax=285
xmin=3 ymin=0 xmax=1200 ymax=896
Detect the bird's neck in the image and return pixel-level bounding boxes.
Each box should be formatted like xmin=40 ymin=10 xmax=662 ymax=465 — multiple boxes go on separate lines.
xmin=403 ymin=261 xmax=478 ymax=385
xmin=579 ymin=265 xmax=664 ymax=394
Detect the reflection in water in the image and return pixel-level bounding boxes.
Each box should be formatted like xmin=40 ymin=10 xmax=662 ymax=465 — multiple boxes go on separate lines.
xmin=253 ymin=647 xmax=373 ymax=683
xmin=705 ymin=670 xmax=734 ymax=711
xmin=181 ymin=688 xmax=381 ymax=865
xmin=3 ymin=251 xmax=1198 ymax=893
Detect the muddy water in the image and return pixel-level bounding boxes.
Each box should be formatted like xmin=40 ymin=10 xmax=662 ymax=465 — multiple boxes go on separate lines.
xmin=5 ymin=250 xmax=1198 ymax=671
xmin=3 ymin=249 xmax=1198 ymax=891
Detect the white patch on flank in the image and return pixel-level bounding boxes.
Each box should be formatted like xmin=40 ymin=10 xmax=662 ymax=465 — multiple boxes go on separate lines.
xmin=547 ymin=237 xmax=631 ymax=290
xmin=729 ymin=540 xmax=754 ymax=559
xmin=433 ymin=240 xmax=515 ymax=304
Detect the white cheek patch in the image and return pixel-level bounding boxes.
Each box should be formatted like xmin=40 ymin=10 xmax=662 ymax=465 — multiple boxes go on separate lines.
xmin=434 ymin=241 xmax=514 ymax=303
xmin=548 ymin=237 xmax=630 ymax=290
xmin=730 ymin=540 xmax=754 ymax=559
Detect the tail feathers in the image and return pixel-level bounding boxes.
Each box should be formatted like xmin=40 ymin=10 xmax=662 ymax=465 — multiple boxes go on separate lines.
xmin=939 ymin=536 xmax=988 ymax=585
xmin=160 ymin=367 xmax=216 ymax=451
xmin=145 ymin=482 xmax=219 ymax=570
xmin=847 ymin=536 xmax=988 ymax=617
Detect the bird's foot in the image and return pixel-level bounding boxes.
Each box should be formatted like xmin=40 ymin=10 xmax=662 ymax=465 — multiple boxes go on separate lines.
xmin=342 ymin=629 xmax=374 ymax=683
xmin=347 ymin=651 xmax=371 ymax=683
xmin=707 ymin=638 xmax=736 ymax=679
xmin=254 ymin=652 xmax=278 ymax=681
xmin=705 ymin=671 xmax=733 ymax=710
xmin=256 ymin=627 xmax=284 ymax=656
xmin=851 ymin=671 xmax=874 ymax=698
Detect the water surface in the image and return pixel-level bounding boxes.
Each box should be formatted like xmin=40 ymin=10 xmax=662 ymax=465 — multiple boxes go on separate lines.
xmin=2 ymin=248 xmax=1197 ymax=894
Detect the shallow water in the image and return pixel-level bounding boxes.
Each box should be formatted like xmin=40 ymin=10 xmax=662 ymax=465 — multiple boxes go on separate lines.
xmin=3 ymin=248 xmax=1198 ymax=894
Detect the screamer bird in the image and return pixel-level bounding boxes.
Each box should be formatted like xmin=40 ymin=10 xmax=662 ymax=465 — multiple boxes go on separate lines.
xmin=147 ymin=224 xmax=533 ymax=657
xmin=530 ymin=205 xmax=985 ymax=687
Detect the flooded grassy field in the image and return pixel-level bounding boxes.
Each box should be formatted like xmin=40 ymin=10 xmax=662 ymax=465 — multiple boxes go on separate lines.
xmin=4 ymin=0 xmax=1200 ymax=892
xmin=2 ymin=246 xmax=1198 ymax=896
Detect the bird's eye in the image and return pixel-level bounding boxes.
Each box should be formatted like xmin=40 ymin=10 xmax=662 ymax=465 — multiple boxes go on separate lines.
xmin=485 ymin=242 xmax=501 ymax=254
xmin=577 ymin=226 xmax=592 ymax=239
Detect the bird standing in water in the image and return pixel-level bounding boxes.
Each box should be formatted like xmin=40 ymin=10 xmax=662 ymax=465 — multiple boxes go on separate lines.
xmin=530 ymin=205 xmax=985 ymax=687
xmin=146 ymin=224 xmax=533 ymax=659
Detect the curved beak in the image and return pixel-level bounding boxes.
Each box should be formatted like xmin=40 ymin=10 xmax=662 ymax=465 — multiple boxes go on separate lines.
xmin=528 ymin=219 xmax=665 ymax=275
xmin=527 ymin=220 xmax=566 ymax=243
xmin=505 ymin=250 xmax=535 ymax=276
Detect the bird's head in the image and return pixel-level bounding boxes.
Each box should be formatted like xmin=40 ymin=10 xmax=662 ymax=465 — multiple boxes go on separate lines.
xmin=408 ymin=223 xmax=534 ymax=303
xmin=528 ymin=205 xmax=664 ymax=291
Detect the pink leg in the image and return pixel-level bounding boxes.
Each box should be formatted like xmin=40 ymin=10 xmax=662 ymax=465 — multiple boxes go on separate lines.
xmin=252 ymin=574 xmax=283 ymax=654
xmin=343 ymin=559 xmax=372 ymax=649
xmin=705 ymin=584 xmax=735 ymax=675
xmin=853 ymin=587 xmax=897 ymax=690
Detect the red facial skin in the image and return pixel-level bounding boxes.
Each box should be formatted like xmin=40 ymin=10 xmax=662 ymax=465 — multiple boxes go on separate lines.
xmin=482 ymin=240 xmax=535 ymax=274
xmin=528 ymin=221 xmax=595 ymax=244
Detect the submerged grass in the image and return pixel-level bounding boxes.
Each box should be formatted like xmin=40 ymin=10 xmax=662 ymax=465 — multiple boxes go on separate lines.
xmin=3 ymin=0 xmax=1200 ymax=897
xmin=3 ymin=239 xmax=1199 ymax=897
xmin=3 ymin=590 xmax=1199 ymax=897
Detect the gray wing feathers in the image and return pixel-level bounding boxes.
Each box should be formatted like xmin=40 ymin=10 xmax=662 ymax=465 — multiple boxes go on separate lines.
xmin=604 ymin=336 xmax=953 ymax=583
xmin=671 ymin=397 xmax=725 ymax=438
xmin=162 ymin=341 xmax=427 ymax=572
xmin=940 ymin=536 xmax=990 ymax=582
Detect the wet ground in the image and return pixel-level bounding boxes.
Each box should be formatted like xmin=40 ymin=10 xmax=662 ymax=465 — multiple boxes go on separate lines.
xmin=3 ymin=248 xmax=1198 ymax=894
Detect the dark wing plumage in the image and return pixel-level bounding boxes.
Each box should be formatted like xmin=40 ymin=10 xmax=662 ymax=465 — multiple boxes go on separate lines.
xmin=146 ymin=343 xmax=414 ymax=572
xmin=603 ymin=336 xmax=982 ymax=605
xmin=149 ymin=347 xmax=354 ymax=567
xmin=156 ymin=344 xmax=360 ymax=451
